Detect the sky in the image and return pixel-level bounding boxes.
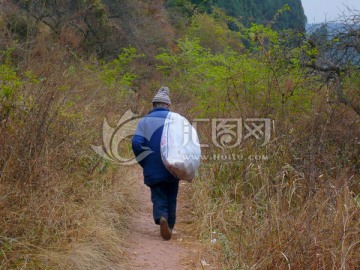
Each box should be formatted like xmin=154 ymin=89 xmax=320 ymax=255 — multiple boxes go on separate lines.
xmin=301 ymin=0 xmax=360 ymax=23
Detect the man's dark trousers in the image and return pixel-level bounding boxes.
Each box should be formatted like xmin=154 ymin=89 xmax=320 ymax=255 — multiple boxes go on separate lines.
xmin=149 ymin=181 xmax=179 ymax=229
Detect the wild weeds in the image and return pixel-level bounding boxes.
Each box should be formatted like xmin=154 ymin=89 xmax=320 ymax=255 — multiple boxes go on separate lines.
xmin=0 ymin=39 xmax=138 ymax=269
xmin=190 ymin=104 xmax=360 ymax=269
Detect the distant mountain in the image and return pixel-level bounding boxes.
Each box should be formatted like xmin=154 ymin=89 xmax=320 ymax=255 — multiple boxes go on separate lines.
xmin=306 ymin=23 xmax=348 ymax=34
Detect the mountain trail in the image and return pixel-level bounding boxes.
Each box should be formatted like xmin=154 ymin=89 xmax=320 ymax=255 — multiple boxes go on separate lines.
xmin=122 ymin=168 xmax=217 ymax=270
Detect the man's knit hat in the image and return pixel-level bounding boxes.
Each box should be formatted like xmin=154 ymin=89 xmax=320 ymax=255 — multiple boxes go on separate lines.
xmin=152 ymin=86 xmax=171 ymax=105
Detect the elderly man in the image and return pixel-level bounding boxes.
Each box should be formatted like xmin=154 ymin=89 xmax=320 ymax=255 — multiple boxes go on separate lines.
xmin=132 ymin=87 xmax=179 ymax=240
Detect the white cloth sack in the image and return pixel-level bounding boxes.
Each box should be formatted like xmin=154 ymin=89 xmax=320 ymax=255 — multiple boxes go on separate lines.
xmin=161 ymin=112 xmax=201 ymax=182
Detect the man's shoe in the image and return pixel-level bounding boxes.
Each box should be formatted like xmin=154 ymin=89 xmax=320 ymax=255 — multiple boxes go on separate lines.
xmin=160 ymin=216 xmax=172 ymax=240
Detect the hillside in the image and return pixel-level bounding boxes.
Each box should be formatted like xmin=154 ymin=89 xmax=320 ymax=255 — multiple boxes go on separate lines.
xmin=2 ymin=0 xmax=306 ymax=59
xmin=213 ymin=0 xmax=306 ymax=30
xmin=166 ymin=0 xmax=306 ymax=31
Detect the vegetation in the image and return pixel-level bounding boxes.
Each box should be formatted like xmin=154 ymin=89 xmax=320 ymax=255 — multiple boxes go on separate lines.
xmin=165 ymin=0 xmax=307 ymax=31
xmin=0 ymin=0 xmax=359 ymax=269
xmin=0 ymin=40 xmax=139 ymax=267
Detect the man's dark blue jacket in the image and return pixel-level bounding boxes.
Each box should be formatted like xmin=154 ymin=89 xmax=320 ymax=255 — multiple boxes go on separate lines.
xmin=132 ymin=108 xmax=178 ymax=186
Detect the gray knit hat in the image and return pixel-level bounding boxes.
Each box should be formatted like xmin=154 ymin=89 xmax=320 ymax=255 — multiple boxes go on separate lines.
xmin=152 ymin=86 xmax=171 ymax=105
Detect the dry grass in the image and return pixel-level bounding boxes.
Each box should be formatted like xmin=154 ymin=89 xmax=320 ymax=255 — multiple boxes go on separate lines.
xmin=191 ymin=167 xmax=360 ymax=269
xmin=186 ymin=95 xmax=360 ymax=269
xmin=34 ymin=169 xmax=136 ymax=270
xmin=0 ymin=29 xmax=138 ymax=268
xmin=0 ymin=170 xmax=135 ymax=269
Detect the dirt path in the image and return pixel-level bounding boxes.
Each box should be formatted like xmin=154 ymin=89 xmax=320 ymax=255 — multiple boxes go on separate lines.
xmin=123 ymin=169 xmax=190 ymax=270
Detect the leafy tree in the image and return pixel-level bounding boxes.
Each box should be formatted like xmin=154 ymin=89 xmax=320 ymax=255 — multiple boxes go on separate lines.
xmin=0 ymin=48 xmax=23 ymax=122
xmin=300 ymin=13 xmax=360 ymax=115
xmin=156 ymin=34 xmax=313 ymax=117
xmin=98 ymin=47 xmax=143 ymax=94
xmin=186 ymin=13 xmax=243 ymax=53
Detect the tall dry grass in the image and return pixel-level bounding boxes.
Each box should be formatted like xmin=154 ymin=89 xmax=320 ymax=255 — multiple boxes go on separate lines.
xmin=188 ymin=93 xmax=360 ymax=269
xmin=0 ymin=29 xmax=138 ymax=268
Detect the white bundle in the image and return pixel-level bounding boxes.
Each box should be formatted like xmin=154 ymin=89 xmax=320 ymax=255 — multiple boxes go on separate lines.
xmin=160 ymin=112 xmax=201 ymax=182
